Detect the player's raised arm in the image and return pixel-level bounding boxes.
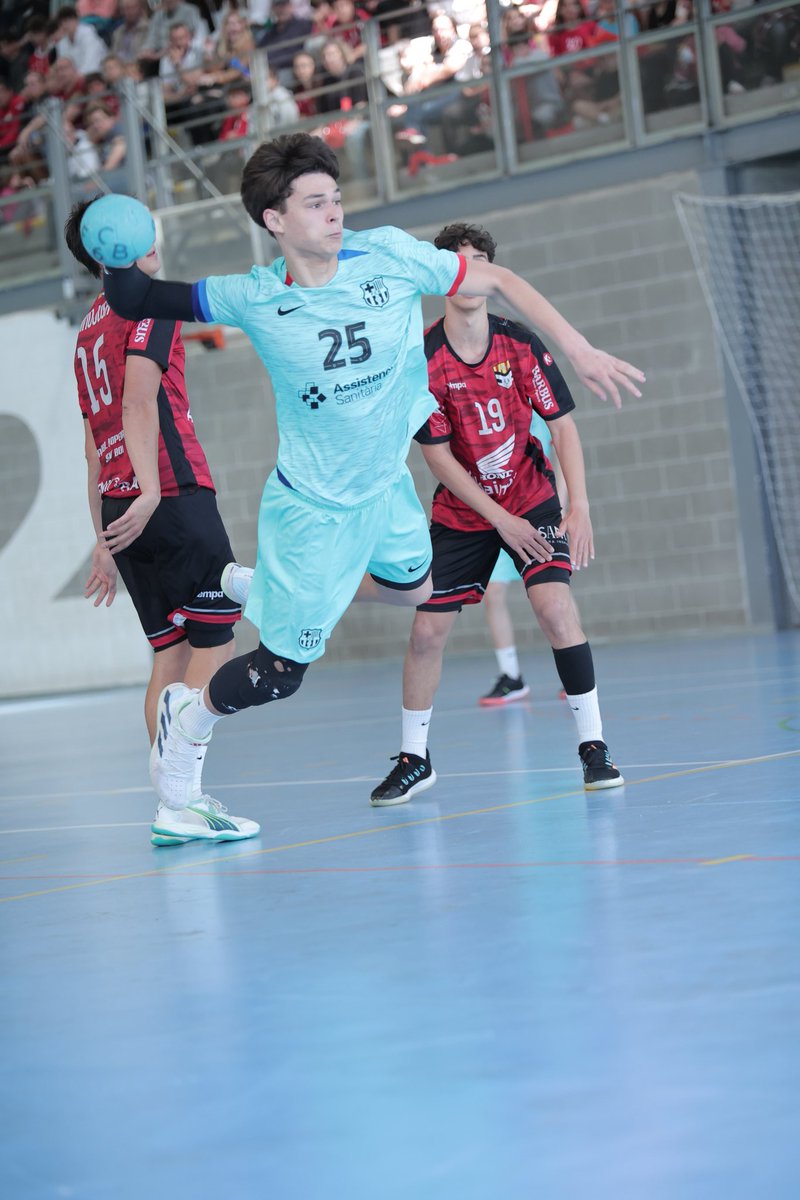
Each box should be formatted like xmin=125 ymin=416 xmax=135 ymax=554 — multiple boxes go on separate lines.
xmin=458 ymin=257 xmax=645 ymax=409
xmin=78 ymin=193 xmax=212 ymax=324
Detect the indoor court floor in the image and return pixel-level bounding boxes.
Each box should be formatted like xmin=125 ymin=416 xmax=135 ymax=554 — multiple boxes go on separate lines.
xmin=2 ymin=631 xmax=799 ymax=1200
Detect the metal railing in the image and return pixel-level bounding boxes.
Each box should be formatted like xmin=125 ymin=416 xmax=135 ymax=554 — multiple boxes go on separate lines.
xmin=2 ymin=0 xmax=798 ymax=294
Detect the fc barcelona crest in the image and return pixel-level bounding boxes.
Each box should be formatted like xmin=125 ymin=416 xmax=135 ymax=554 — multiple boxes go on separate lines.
xmin=361 ymin=276 xmax=390 ymax=308
xmin=298 ymin=627 xmax=322 ymax=650
xmin=492 ymin=360 xmax=514 ymax=389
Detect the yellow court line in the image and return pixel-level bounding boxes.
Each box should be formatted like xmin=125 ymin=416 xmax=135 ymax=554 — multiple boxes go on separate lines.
xmin=700 ymin=854 xmax=754 ymax=867
xmin=0 ymin=854 xmax=48 ymax=867
xmin=2 ymin=748 xmax=799 ymax=905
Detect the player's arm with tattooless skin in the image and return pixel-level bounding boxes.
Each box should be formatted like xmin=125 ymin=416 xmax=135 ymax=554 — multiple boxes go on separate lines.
xmin=104 ymin=255 xmax=645 ymax=409
xmin=101 ymin=355 xmax=163 ymax=554
xmin=83 ymin=419 xmax=118 ymax=608
xmin=457 ymin=257 xmax=644 ymax=408
xmin=548 ymin=413 xmax=593 ymax=569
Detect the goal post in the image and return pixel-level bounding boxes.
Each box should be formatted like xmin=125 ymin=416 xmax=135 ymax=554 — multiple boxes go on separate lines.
xmin=674 ymin=190 xmax=800 ymax=619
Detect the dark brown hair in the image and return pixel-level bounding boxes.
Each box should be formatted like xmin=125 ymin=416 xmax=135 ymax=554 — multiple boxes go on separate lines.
xmin=240 ymin=132 xmax=340 ymax=234
xmin=434 ymin=222 xmax=497 ymax=262
xmin=64 ymin=198 xmax=103 ymax=278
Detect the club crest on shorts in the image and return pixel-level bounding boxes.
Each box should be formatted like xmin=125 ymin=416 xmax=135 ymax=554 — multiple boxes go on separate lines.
xmin=492 ymin=360 xmax=514 ymax=389
xmin=298 ymin=627 xmax=322 ymax=651
xmin=360 ymin=276 xmax=389 ymax=308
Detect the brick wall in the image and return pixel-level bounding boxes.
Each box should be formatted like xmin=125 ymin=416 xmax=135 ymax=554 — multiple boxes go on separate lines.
xmin=186 ymin=168 xmax=749 ymax=665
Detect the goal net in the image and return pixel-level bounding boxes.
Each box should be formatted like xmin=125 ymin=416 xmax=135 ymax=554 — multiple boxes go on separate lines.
xmin=674 ymin=190 xmax=800 ymax=617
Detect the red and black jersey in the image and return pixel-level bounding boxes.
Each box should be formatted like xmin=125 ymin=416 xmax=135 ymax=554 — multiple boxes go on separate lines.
xmin=416 ymin=314 xmax=575 ymax=531
xmin=74 ymin=292 xmax=214 ymax=500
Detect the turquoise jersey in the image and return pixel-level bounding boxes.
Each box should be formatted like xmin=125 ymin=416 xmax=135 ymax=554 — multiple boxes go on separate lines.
xmin=198 ymin=226 xmax=464 ymax=509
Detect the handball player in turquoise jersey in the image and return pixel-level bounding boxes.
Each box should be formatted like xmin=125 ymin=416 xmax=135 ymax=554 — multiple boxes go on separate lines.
xmin=102 ymin=132 xmax=644 ymax=824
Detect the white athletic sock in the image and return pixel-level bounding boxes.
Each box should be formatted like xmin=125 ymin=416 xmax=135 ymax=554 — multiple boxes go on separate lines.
xmin=178 ymin=690 xmax=224 ymax=742
xmin=192 ymin=742 xmax=208 ymax=799
xmin=496 ymin=645 xmax=520 ymax=679
xmin=401 ymin=706 xmax=432 ymax=758
xmin=565 ymin=687 xmax=603 ymax=744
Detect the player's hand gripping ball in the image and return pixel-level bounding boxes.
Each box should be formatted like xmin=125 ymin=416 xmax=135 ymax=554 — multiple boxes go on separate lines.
xmin=80 ymin=194 xmax=156 ymax=268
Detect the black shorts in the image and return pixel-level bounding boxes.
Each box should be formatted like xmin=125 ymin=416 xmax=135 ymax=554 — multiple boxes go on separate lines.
xmin=418 ymin=500 xmax=572 ymax=613
xmin=102 ymin=487 xmax=240 ymax=651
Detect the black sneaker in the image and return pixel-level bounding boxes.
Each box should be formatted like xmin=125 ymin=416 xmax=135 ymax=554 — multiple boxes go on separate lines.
xmin=579 ymin=741 xmax=624 ymax=790
xmin=479 ymin=674 xmax=531 ymax=707
xmin=370 ymin=751 xmax=437 ymax=807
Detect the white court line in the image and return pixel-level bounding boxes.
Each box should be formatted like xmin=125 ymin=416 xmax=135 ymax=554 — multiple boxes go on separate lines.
xmin=1 ymin=750 xmax=798 ymax=810
xmin=0 ymin=822 xmax=150 ymax=835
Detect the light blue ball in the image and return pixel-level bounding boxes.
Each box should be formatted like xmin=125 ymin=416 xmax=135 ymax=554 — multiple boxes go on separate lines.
xmin=80 ymin=194 xmax=156 ymax=268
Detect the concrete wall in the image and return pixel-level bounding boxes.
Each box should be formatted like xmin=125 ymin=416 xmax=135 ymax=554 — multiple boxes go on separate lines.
xmin=187 ymin=168 xmax=752 ymax=666
xmin=0 ymin=167 xmax=756 ymax=696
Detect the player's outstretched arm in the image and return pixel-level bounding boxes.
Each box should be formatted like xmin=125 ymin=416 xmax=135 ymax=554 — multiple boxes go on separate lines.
xmin=420 ymin=442 xmax=554 ymax=564
xmin=104 ymin=264 xmax=201 ymax=324
xmin=459 ymin=259 xmax=645 ymax=409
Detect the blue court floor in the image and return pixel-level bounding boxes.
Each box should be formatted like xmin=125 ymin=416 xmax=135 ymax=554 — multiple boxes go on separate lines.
xmin=1 ymin=631 xmax=799 ymax=1200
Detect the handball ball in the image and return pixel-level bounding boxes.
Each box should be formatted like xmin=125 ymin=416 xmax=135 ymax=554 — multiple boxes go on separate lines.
xmin=80 ymin=194 xmax=156 ymax=267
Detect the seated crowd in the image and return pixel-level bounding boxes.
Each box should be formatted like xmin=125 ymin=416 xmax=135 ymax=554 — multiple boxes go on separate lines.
xmin=1 ymin=0 xmax=797 ymax=217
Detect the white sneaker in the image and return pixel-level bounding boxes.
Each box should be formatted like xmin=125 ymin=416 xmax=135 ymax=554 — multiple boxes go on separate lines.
xmin=149 ymin=683 xmax=208 ymax=810
xmin=221 ymin=562 xmax=254 ymax=607
xmin=151 ymin=795 xmax=261 ymax=846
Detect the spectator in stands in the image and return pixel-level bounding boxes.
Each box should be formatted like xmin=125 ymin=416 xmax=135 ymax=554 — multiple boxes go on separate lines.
xmin=548 ymin=0 xmax=598 ymax=119
xmin=218 ymin=78 xmax=251 ymax=139
xmin=378 ymin=0 xmax=431 ymax=44
xmin=208 ymin=8 xmax=255 ymax=83
xmin=258 ymin=0 xmax=313 ymax=86
xmin=396 ymin=12 xmax=475 ymax=151
xmin=305 ymin=0 xmax=338 ymax=59
xmin=0 ymin=75 xmax=25 ymax=163
xmin=503 ymin=8 xmax=568 ymax=138
xmin=55 ymin=5 xmax=108 ymax=76
xmin=560 ymin=0 xmax=626 ymax=126
xmin=22 ymin=18 xmax=56 ymax=77
xmin=140 ymin=0 xmax=208 ymax=69
xmin=265 ymin=61 xmax=301 ymax=125
xmin=77 ymin=0 xmax=120 ymax=44
xmin=110 ymin=0 xmax=151 ymax=66
xmin=317 ymin=33 xmax=369 ymax=175
xmin=292 ymin=48 xmax=320 ymax=114
xmin=19 ymin=68 xmax=48 ymax=121
xmin=83 ymin=96 xmax=128 ymax=186
xmin=330 ymin=0 xmax=368 ymax=63
xmin=160 ymin=20 xmax=226 ymax=143
xmin=710 ymin=0 xmax=747 ymax=94
xmin=1 ymin=26 xmax=29 ymax=92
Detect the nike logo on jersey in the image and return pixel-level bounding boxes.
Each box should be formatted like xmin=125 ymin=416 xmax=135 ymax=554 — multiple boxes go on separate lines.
xmin=277 ymin=304 xmax=304 ymax=315
xmin=407 ymin=562 xmax=426 ymax=573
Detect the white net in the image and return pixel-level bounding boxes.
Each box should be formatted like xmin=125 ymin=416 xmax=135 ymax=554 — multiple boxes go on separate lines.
xmin=674 ymin=190 xmax=800 ymax=616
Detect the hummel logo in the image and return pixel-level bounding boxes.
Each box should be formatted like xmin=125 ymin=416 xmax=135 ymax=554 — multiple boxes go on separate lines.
xmin=277 ymin=304 xmax=304 ymax=315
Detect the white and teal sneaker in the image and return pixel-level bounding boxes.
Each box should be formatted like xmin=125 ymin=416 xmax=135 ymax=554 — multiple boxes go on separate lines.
xmin=221 ymin=562 xmax=254 ymax=608
xmin=149 ymin=683 xmax=207 ymax=811
xmin=151 ymin=796 xmax=261 ymax=847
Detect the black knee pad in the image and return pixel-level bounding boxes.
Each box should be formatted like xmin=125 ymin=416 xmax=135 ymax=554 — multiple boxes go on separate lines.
xmin=247 ymin=643 xmax=308 ymax=703
xmin=208 ymin=643 xmax=308 ymax=714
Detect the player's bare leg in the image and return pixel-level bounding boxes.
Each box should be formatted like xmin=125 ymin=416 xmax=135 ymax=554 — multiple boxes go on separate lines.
xmin=527 ymin=582 xmax=623 ymax=790
xmin=371 ymin=609 xmax=458 ymax=807
xmin=146 ymin=641 xmax=191 ymax=744
xmin=481 ymin=581 xmax=530 ymax=706
xmin=352 ymin=572 xmax=433 ymax=607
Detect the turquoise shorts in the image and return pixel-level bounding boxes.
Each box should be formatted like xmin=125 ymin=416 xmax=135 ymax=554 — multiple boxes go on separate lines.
xmin=489 ymin=549 xmax=520 ymax=585
xmin=244 ymin=466 xmax=431 ymax=663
